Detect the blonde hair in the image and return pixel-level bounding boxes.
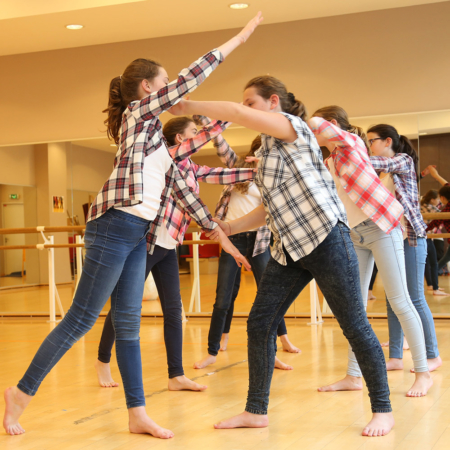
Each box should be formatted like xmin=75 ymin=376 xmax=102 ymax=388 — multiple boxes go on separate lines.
xmin=313 ymin=105 xmax=369 ymax=151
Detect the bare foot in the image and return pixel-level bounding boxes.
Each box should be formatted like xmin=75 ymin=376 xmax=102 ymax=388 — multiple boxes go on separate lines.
xmin=193 ymin=354 xmax=216 ymax=369
xmin=220 ymin=333 xmax=229 ymax=351
xmin=427 ymin=285 xmax=433 ymax=291
xmin=386 ymin=358 xmax=403 ymax=371
xmin=214 ymin=411 xmax=268 ymax=429
xmin=94 ymin=360 xmax=119 ymax=388
xmin=318 ymin=374 xmax=363 ymax=392
xmin=279 ymin=335 xmax=301 ymax=353
xmin=3 ymin=386 xmax=32 ymax=435
xmin=274 ymin=356 xmax=293 ymax=370
xmin=380 ymin=341 xmax=389 ymax=347
xmin=128 ymin=407 xmax=174 ymax=439
xmin=433 ymin=290 xmax=450 ymax=296
xmin=410 ymin=356 xmax=442 ymax=373
xmin=168 ymin=375 xmax=207 ymax=391
xmin=362 ymin=412 xmax=395 ymax=437
xmin=368 ymin=290 xmax=376 ymax=300
xmin=406 ymin=372 xmax=433 ymax=397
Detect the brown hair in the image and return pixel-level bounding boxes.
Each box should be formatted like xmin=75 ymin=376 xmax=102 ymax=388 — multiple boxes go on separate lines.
xmin=367 ymin=124 xmax=419 ymax=181
xmin=234 ymin=135 xmax=262 ymax=195
xmin=312 ymin=105 xmax=369 ymax=151
xmin=163 ymin=116 xmax=195 ymax=146
xmin=244 ymin=76 xmax=308 ymax=120
xmin=103 ymin=58 xmax=162 ymax=144
xmin=421 ymin=189 xmax=439 ymax=206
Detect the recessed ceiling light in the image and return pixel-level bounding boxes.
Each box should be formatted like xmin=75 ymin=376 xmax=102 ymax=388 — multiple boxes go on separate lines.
xmin=419 ymin=132 xmax=428 ymax=136
xmin=66 ymin=24 xmax=84 ymax=30
xmin=110 ymin=144 xmax=117 ymax=147
xmin=229 ymin=3 xmax=249 ymax=9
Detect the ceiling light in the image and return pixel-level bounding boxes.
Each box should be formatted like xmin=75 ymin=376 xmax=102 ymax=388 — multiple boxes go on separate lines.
xmin=229 ymin=3 xmax=249 ymax=9
xmin=419 ymin=132 xmax=428 ymax=136
xmin=66 ymin=24 xmax=84 ymax=30
xmin=110 ymin=144 xmax=117 ymax=147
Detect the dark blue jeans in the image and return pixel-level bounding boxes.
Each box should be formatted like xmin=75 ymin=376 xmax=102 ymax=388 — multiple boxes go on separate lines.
xmin=18 ymin=209 xmax=150 ymax=408
xmin=98 ymin=245 xmax=184 ymax=378
xmin=425 ymin=239 xmax=439 ymax=290
xmin=245 ymin=222 xmax=391 ymax=415
xmin=208 ymin=232 xmax=287 ymax=356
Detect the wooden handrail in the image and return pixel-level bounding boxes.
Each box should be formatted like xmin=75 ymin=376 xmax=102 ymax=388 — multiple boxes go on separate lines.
xmin=0 ymin=226 xmax=85 ymax=235
xmin=422 ymin=212 xmax=450 ymax=220
xmin=0 ymin=244 xmax=85 ymax=251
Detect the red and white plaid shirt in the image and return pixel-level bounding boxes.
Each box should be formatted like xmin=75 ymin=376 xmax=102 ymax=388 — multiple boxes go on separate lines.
xmin=87 ymin=50 xmax=223 ymax=253
xmin=201 ymin=118 xmax=271 ymax=257
xmin=309 ymin=117 xmax=404 ymax=235
xmin=163 ymin=120 xmax=256 ymax=244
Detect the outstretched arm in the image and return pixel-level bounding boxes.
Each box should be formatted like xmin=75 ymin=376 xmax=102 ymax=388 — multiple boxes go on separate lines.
xmin=193 ymin=164 xmax=255 ymax=185
xmin=308 ymin=117 xmax=356 ymax=148
xmin=429 ymin=166 xmax=448 ymax=186
xmin=134 ymin=12 xmax=263 ymax=121
xmin=173 ymin=100 xmax=298 ymax=142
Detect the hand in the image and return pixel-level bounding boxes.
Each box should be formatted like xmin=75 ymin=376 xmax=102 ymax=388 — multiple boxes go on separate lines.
xmin=245 ymin=156 xmax=260 ymax=163
xmin=215 ymin=226 xmax=251 ymax=270
xmin=193 ymin=115 xmax=210 ymax=126
xmin=205 ymin=218 xmax=231 ymax=239
xmin=168 ymin=98 xmax=189 ymax=116
xmin=236 ymin=11 xmax=264 ymax=44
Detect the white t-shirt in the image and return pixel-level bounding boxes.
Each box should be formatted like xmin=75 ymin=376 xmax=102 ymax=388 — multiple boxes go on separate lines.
xmin=381 ymin=173 xmax=407 ymax=239
xmin=115 ymin=143 xmax=172 ymax=221
xmin=226 ymin=183 xmax=262 ymax=232
xmin=328 ymin=158 xmax=368 ymax=229
xmin=156 ymin=223 xmax=178 ymax=250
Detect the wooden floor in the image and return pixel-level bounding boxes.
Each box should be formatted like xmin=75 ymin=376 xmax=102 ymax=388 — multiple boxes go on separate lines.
xmin=1 ymin=317 xmax=450 ymax=449
xmin=3 ymin=271 xmax=450 ymax=316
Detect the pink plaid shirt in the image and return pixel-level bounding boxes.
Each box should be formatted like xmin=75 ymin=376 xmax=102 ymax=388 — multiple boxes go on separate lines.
xmin=309 ymin=117 xmax=404 ymax=234
xmin=163 ymin=120 xmax=256 ymax=244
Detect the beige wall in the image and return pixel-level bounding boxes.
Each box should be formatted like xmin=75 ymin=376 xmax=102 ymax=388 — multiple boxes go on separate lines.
xmin=67 ymin=144 xmax=114 ymax=192
xmin=0 ymin=145 xmax=35 ymax=186
xmin=0 ymin=2 xmax=450 ymax=147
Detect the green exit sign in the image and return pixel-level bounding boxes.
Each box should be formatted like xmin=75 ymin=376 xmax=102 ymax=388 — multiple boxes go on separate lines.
xmin=9 ymin=194 xmax=18 ymax=199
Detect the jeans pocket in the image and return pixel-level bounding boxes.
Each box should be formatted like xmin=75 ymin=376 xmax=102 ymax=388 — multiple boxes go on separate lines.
xmin=84 ymin=221 xmax=97 ymax=249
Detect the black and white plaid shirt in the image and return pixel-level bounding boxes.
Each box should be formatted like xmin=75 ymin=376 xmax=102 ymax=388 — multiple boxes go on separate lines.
xmin=87 ymin=50 xmax=223 ymax=253
xmin=255 ymin=113 xmax=348 ymax=265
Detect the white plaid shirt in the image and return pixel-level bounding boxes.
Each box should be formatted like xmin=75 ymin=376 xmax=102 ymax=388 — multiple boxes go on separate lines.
xmin=87 ymin=50 xmax=223 ymax=253
xmin=255 ymin=113 xmax=348 ymax=265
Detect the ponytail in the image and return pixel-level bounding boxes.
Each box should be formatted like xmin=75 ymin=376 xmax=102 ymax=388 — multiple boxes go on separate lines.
xmin=234 ymin=135 xmax=262 ymax=195
xmin=367 ymin=124 xmax=419 ymax=180
xmin=244 ymin=76 xmax=308 ymax=121
xmin=312 ymin=105 xmax=369 ymax=151
xmin=103 ymin=76 xmax=125 ymax=145
xmin=103 ymin=58 xmax=162 ymax=145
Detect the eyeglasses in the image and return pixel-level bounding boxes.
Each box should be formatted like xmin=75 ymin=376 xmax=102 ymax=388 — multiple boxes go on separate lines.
xmin=368 ymin=138 xmax=383 ymax=146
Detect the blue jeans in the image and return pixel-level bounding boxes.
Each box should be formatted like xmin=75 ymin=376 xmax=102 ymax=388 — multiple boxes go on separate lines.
xmin=207 ymin=232 xmax=287 ymax=356
xmin=245 ymin=222 xmax=391 ymax=415
xmin=98 ymin=246 xmax=184 ymax=378
xmin=387 ymin=237 xmax=439 ymax=360
xmin=18 ymin=209 xmax=150 ymax=409
xmin=425 ymin=239 xmax=439 ymax=290
xmin=349 ymin=220 xmax=427 ymax=375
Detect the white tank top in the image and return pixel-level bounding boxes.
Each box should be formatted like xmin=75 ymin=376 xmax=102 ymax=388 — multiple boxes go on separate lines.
xmin=115 ymin=143 xmax=172 ymax=221
xmin=328 ymin=158 xmax=368 ymax=229
xmin=225 ymin=183 xmax=262 ymax=232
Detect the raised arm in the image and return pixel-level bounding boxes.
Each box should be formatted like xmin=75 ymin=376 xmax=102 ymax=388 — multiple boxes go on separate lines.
xmin=132 ymin=12 xmax=263 ymax=121
xmin=173 ymin=101 xmax=298 ymax=142
xmin=193 ymin=115 xmax=238 ymax=168
xmin=192 ymin=164 xmax=255 ymax=185
xmin=169 ymin=120 xmax=230 ymax=162
xmin=308 ymin=117 xmax=356 ymax=148
xmin=370 ymin=154 xmax=413 ymax=174
xmin=429 ymin=166 xmax=449 ymax=187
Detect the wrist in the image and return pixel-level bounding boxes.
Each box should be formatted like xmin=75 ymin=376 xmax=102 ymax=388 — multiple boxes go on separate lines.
xmin=235 ymin=34 xmax=245 ymax=45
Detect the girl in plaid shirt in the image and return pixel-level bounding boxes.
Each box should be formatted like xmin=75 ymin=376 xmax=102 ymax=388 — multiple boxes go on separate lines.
xmin=368 ymin=124 xmax=442 ymax=376
xmin=95 ymin=115 xmax=256 ymax=392
xmin=192 ymin=131 xmax=301 ymax=372
xmin=308 ymin=106 xmax=432 ymax=399
xmin=3 ymin=13 xmax=263 ymax=439
xmin=171 ymin=76 xmax=394 ymax=437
